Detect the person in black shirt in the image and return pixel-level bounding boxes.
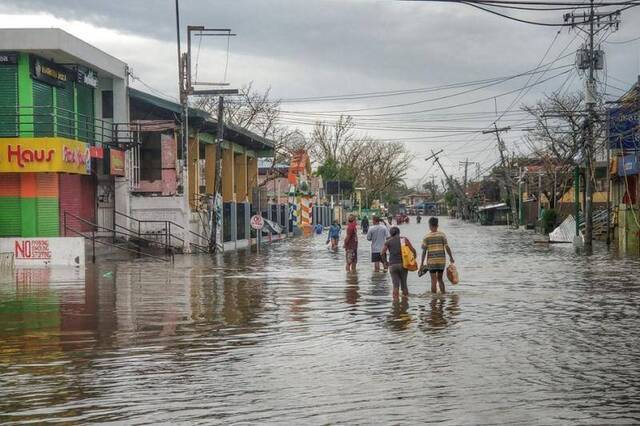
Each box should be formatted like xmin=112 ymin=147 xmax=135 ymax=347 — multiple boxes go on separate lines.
xmin=380 ymin=226 xmax=417 ymax=299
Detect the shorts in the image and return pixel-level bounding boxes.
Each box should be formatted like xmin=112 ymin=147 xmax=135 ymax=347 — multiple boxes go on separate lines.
xmin=371 ymin=252 xmax=383 ymax=263
xmin=345 ymin=249 xmax=358 ymax=264
xmin=429 ymin=268 xmax=444 ymax=274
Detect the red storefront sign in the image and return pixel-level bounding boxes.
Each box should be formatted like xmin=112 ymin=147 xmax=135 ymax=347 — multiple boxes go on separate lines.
xmin=15 ymin=240 xmax=52 ymax=260
xmin=90 ymin=146 xmax=104 ymax=159
xmin=110 ymin=148 xmax=125 ymax=176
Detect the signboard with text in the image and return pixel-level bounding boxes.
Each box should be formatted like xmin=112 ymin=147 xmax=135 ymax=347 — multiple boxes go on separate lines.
xmin=30 ymin=55 xmax=70 ymax=88
xmin=110 ymin=148 xmax=125 ymax=176
xmin=0 ymin=137 xmax=91 ymax=174
xmin=76 ymin=68 xmax=98 ymax=88
xmin=0 ymin=237 xmax=85 ymax=266
xmin=609 ymin=97 xmax=640 ymax=150
xmin=0 ymin=51 xmax=18 ymax=65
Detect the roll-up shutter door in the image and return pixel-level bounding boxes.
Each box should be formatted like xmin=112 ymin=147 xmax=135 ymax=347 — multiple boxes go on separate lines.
xmin=59 ymin=174 xmax=82 ymax=236
xmin=36 ymin=173 xmax=59 ymax=237
xmin=0 ymin=65 xmax=18 ymax=137
xmin=76 ymin=85 xmax=94 ymax=143
xmin=80 ymin=174 xmax=96 ymax=229
xmin=0 ymin=173 xmax=21 ymax=236
xmin=33 ymin=80 xmax=53 ymax=137
xmin=56 ymin=82 xmax=75 ymax=139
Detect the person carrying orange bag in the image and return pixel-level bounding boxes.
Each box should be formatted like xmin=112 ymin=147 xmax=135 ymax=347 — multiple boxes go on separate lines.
xmin=381 ymin=227 xmax=417 ymax=299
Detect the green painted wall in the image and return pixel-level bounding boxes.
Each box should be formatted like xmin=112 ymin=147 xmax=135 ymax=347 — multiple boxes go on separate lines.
xmin=619 ymin=205 xmax=640 ymax=255
xmin=0 ymin=64 xmax=18 ymax=137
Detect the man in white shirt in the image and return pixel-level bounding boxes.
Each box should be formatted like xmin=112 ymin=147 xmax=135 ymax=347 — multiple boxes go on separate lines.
xmin=367 ymin=216 xmax=390 ymax=272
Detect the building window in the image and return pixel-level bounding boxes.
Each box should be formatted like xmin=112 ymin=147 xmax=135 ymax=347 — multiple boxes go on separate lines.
xmin=140 ymin=132 xmax=162 ymax=181
xmin=102 ymin=90 xmax=113 ymax=119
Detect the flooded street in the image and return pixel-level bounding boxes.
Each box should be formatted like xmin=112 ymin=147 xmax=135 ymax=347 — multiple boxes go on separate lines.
xmin=1 ymin=218 xmax=639 ymax=424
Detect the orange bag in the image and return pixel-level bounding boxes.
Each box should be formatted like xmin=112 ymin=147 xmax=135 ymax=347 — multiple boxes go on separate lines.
xmin=401 ymin=238 xmax=418 ymax=271
xmin=446 ymin=264 xmax=459 ymax=284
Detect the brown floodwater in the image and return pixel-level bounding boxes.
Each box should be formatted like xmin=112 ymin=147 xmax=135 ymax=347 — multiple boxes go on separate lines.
xmin=1 ymin=218 xmax=639 ymax=424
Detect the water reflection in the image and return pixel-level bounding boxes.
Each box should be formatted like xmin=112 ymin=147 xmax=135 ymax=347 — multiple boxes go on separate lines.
xmin=1 ymin=218 xmax=639 ymax=424
xmin=419 ymin=294 xmax=460 ymax=332
xmin=386 ymin=298 xmax=411 ymax=331
xmin=344 ymin=272 xmax=360 ymax=307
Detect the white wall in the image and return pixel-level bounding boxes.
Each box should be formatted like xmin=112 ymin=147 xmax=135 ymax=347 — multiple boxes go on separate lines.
xmin=0 ymin=237 xmax=85 ymax=266
xmin=130 ymin=195 xmax=186 ymax=242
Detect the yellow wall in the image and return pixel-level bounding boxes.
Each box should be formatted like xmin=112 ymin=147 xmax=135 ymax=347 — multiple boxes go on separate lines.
xmin=234 ymin=152 xmax=247 ymax=202
xmin=247 ymin=156 xmax=258 ymax=203
xmin=204 ymin=144 xmax=217 ymax=194
xmin=222 ymin=147 xmax=234 ymax=202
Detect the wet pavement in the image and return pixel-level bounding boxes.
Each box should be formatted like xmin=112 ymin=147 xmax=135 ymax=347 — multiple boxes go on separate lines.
xmin=1 ymin=217 xmax=639 ymax=424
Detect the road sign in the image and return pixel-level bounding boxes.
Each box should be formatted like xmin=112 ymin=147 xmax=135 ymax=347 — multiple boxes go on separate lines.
xmin=250 ymin=215 xmax=265 ymax=230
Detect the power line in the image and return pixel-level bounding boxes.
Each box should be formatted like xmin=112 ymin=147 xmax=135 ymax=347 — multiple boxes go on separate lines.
xmin=281 ymin=69 xmax=571 ymax=118
xmin=278 ymin=60 xmax=573 ymax=103
xmin=605 ymin=35 xmax=640 ymax=44
xmin=402 ymin=0 xmax=640 ymax=27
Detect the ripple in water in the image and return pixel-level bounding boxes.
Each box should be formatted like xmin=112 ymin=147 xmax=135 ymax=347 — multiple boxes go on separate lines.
xmin=0 ymin=218 xmax=639 ymax=424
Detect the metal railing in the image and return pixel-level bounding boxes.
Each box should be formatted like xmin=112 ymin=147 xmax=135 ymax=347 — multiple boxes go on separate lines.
xmin=577 ymin=208 xmax=610 ymax=234
xmin=63 ymin=211 xmax=170 ymax=263
xmin=0 ymin=105 xmax=141 ymax=148
xmin=114 ymin=210 xmax=210 ymax=253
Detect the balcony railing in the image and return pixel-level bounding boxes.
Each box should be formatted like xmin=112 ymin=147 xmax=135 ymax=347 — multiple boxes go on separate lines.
xmin=0 ymin=105 xmax=141 ymax=148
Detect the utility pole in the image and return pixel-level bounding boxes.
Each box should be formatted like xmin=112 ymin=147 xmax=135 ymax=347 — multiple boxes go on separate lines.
xmin=458 ymin=158 xmax=479 ymax=220
xmin=175 ymin=0 xmax=192 ymax=253
xmin=427 ymin=150 xmax=468 ymax=220
xmin=564 ymin=0 xmax=620 ymax=251
xmin=585 ymin=0 xmax=597 ymax=251
xmin=483 ymin=125 xmax=518 ymax=228
xmin=212 ymin=95 xmax=225 ymax=252
xmin=462 ymin=159 xmax=469 ymax=191
xmin=175 ymin=17 xmax=238 ymax=254
xmin=459 ymin=158 xmax=480 ymax=197
xmin=428 ymin=174 xmax=438 ymax=202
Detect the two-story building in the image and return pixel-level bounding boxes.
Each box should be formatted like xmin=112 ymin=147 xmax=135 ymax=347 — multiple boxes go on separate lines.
xmin=0 ymin=29 xmax=129 ymax=259
xmin=0 ymin=28 xmax=275 ymax=263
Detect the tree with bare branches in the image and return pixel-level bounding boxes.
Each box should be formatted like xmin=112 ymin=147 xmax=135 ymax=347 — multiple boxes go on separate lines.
xmin=195 ymin=83 xmax=310 ymax=187
xmin=521 ymin=91 xmax=605 ymax=209
xmin=311 ymin=115 xmax=412 ymax=205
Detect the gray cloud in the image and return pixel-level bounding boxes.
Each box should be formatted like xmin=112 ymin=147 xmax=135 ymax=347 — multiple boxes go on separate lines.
xmin=2 ymin=0 xmax=639 ymax=181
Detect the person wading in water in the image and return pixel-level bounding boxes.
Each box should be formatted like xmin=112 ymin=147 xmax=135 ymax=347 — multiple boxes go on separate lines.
xmin=361 ymin=215 xmax=370 ymax=234
xmin=367 ymin=215 xmax=389 ymax=272
xmin=381 ymin=226 xmax=416 ymax=299
xmin=326 ymin=221 xmax=341 ymax=251
xmin=420 ymin=217 xmax=454 ymax=294
xmin=344 ymin=214 xmax=358 ymax=272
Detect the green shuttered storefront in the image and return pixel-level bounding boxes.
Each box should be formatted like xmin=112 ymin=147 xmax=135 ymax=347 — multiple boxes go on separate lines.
xmin=0 ymin=53 xmax=97 ymax=238
xmin=56 ymin=80 xmax=75 ymax=139
xmin=0 ymin=63 xmax=18 ymax=137
xmin=32 ymin=80 xmax=53 ymax=137
xmin=77 ymin=85 xmax=94 ymax=142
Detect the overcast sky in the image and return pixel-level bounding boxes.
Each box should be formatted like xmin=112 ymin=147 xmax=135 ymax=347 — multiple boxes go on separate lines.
xmin=1 ymin=0 xmax=639 ymax=186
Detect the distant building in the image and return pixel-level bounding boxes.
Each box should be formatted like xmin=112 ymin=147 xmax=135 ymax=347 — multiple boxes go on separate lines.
xmin=608 ymin=79 xmax=639 ymax=254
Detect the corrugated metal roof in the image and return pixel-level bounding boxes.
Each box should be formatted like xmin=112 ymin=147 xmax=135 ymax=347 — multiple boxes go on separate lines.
xmin=129 ymin=88 xmax=275 ymax=152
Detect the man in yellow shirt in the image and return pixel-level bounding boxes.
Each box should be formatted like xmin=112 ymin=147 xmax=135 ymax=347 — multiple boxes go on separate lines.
xmin=420 ymin=217 xmax=454 ymax=293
